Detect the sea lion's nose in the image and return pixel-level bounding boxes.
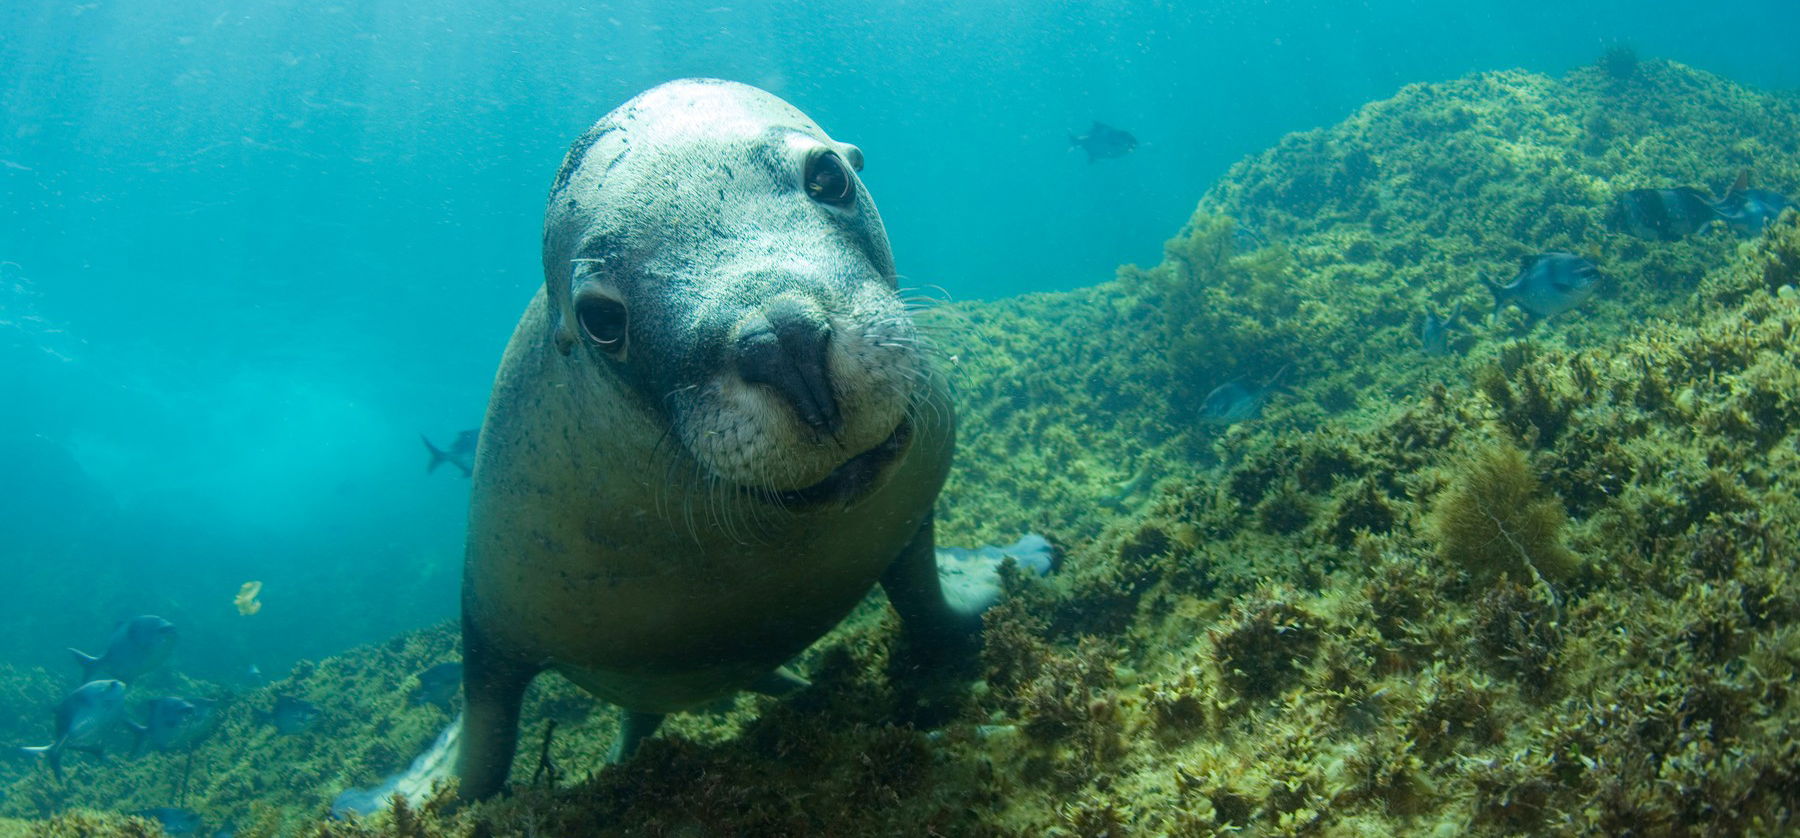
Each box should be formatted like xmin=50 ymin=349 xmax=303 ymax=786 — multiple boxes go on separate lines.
xmin=736 ymin=298 xmax=841 ymax=436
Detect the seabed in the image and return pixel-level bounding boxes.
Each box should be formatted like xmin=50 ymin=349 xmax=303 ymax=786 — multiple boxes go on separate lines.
xmin=6 ymin=58 xmax=1800 ymax=836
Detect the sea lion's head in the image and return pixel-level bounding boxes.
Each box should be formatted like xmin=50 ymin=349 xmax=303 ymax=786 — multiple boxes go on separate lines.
xmin=541 ymin=79 xmax=925 ymax=505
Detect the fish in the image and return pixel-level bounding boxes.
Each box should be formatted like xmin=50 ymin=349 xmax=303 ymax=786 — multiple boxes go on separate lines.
xmin=70 ymin=615 xmax=176 ymax=684
xmin=1608 ymin=187 xmax=1717 ymax=241
xmin=1101 ymin=464 xmax=1153 ymax=507
xmin=1484 ymin=253 xmax=1600 ymax=320
xmin=263 ymin=695 xmax=320 ymax=735
xmin=1231 ymin=222 xmax=1268 ymax=254
xmin=1711 ymin=172 xmax=1793 ymax=236
xmin=1420 ymin=303 xmax=1461 ymax=356
xmin=1198 ymin=366 xmax=1288 ymax=425
xmin=19 ymin=679 xmax=128 ymax=781
xmin=133 ymin=807 xmax=202 ymax=835
xmin=1611 ymin=172 xmax=1793 ymax=240
xmin=134 ymin=696 xmax=219 ymax=754
xmin=420 ymin=429 xmax=478 ymax=478
xmin=1070 ymin=120 xmax=1138 ymax=162
xmin=407 ymin=662 xmax=463 ymax=711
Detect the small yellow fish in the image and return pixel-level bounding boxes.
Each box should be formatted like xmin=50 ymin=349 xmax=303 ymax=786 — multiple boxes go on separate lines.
xmin=235 ymin=581 xmax=263 ymax=616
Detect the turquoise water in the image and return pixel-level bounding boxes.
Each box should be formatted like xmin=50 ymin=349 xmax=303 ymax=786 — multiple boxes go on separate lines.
xmin=1 ymin=0 xmax=1796 ymax=705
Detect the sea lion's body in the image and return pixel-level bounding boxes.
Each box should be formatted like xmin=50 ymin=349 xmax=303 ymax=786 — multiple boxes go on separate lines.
xmin=456 ymin=79 xmax=975 ymax=800
xmin=465 ymin=294 xmax=952 ymax=712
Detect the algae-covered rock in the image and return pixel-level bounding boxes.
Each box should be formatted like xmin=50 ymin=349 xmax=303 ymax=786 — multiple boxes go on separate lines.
xmin=1430 ymin=438 xmax=1577 ymax=585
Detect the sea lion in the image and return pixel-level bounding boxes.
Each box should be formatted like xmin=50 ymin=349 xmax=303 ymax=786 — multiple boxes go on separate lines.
xmin=456 ymin=79 xmax=988 ymax=800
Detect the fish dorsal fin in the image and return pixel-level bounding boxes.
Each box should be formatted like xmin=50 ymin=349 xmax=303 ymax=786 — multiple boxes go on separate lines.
xmin=1726 ymin=168 xmax=1750 ymax=199
xmin=1264 ymin=364 xmax=1291 ymax=392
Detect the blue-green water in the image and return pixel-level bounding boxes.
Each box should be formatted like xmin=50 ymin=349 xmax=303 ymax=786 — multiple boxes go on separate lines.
xmin=1 ymin=0 xmax=1795 ymax=734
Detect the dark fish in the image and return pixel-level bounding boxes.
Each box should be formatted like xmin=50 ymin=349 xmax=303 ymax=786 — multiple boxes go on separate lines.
xmin=1712 ymin=178 xmax=1792 ymax=236
xmin=20 ymin=679 xmax=128 ymax=780
xmin=1070 ymin=120 xmax=1137 ymax=162
xmin=1485 ymin=253 xmax=1599 ymax=319
xmin=421 ymin=429 xmax=478 ymax=478
xmin=1231 ymin=222 xmax=1268 ymax=254
xmin=1199 ymin=366 xmax=1288 ymax=425
xmin=134 ymin=807 xmax=202 ymax=835
xmin=135 ymin=696 xmax=219 ymax=754
xmin=1609 ymin=187 xmax=1717 ymax=241
xmin=71 ymin=615 xmax=176 ymax=684
xmin=1420 ymin=303 xmax=1461 ymax=356
xmin=264 ymin=695 xmax=320 ymax=735
xmin=407 ymin=662 xmax=463 ymax=711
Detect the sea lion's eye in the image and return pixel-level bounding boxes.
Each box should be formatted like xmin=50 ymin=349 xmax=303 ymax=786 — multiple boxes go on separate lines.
xmin=804 ymin=149 xmax=855 ymax=207
xmin=576 ymin=295 xmax=629 ymax=352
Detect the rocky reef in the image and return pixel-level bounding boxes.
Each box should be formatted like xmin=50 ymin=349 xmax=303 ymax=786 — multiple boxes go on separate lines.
xmin=6 ymin=57 xmax=1800 ymax=835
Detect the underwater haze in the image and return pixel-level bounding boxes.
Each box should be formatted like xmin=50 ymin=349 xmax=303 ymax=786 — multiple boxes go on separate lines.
xmin=4 ymin=0 xmax=1800 ymax=832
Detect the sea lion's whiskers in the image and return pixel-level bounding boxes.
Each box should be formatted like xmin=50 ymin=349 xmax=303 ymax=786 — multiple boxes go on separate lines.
xmin=708 ymin=456 xmax=760 ymax=547
xmin=679 ymin=458 xmax=706 ymax=547
xmin=908 ymin=383 xmax=947 ymax=441
xmin=651 ymin=387 xmax=699 ymax=520
xmin=656 ymin=444 xmax=684 ymax=525
xmin=894 ymin=280 xmax=953 ymax=302
xmin=761 ymin=473 xmax=794 ymax=520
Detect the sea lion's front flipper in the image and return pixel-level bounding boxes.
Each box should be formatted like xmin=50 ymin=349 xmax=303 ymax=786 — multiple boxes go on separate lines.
xmin=749 ymin=666 xmax=810 ymax=697
xmin=607 ymin=710 xmax=665 ymax=763
xmin=455 ymin=627 xmax=537 ymax=801
xmin=880 ymin=514 xmax=985 ymax=654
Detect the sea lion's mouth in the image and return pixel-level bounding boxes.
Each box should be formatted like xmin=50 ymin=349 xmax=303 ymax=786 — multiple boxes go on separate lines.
xmin=760 ymin=417 xmax=912 ymax=508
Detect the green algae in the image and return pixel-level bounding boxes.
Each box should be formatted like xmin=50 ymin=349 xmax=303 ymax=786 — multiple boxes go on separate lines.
xmin=8 ymin=56 xmax=1800 ymax=835
xmin=1429 ymin=438 xmax=1577 ymax=587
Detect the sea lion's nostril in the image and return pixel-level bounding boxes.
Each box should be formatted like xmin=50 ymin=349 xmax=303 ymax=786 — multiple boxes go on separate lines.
xmin=737 ymin=302 xmax=841 ymax=436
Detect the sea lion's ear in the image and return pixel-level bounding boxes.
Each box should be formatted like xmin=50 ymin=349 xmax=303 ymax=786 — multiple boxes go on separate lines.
xmin=837 ymin=142 xmax=864 ymax=172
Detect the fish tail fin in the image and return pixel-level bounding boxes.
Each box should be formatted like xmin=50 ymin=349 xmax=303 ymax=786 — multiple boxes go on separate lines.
xmin=68 ymin=648 xmax=98 ymax=680
xmin=1266 ymin=363 xmax=1293 ymax=394
xmin=421 ymin=435 xmax=450 ymax=474
xmin=20 ymin=744 xmax=61 ymax=781
xmin=1727 ymin=168 xmax=1750 ymax=199
xmin=1481 ymin=277 xmax=1507 ymax=316
xmin=127 ymin=720 xmax=148 ymax=758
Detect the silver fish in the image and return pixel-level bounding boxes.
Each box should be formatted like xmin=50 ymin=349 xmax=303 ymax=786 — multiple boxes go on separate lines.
xmin=71 ymin=615 xmax=176 ymax=684
xmin=1199 ymin=366 xmax=1288 ymax=425
xmin=1420 ymin=303 xmax=1462 ymax=356
xmin=1485 ymin=253 xmax=1599 ymax=320
xmin=20 ymin=679 xmax=128 ymax=780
